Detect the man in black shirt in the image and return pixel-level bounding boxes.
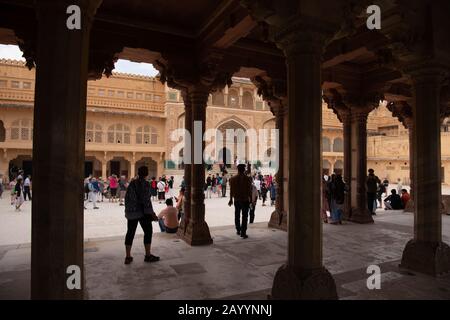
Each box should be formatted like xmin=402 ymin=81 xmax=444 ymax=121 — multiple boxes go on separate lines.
xmin=384 ymin=189 xmax=403 ymax=210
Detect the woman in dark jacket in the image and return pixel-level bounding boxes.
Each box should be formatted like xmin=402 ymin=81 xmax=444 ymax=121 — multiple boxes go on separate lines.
xmin=124 ymin=166 xmax=159 ymax=265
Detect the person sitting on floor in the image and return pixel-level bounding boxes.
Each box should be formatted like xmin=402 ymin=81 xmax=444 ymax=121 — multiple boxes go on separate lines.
xmin=158 ymin=198 xmax=179 ymax=234
xmin=384 ymin=189 xmax=403 ymax=210
xmin=400 ymin=189 xmax=410 ymax=209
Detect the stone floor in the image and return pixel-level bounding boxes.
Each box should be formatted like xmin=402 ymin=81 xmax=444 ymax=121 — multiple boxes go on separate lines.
xmin=1 ymin=211 xmax=449 ymax=300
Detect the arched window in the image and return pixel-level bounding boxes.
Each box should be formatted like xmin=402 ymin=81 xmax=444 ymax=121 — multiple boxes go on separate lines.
xmin=228 ymin=89 xmax=239 ymax=108
xmin=242 ymin=91 xmax=254 ymax=110
xmin=322 ymin=137 xmax=331 ymax=152
xmin=136 ymin=125 xmax=158 ymax=144
xmin=86 ymin=122 xmax=102 ymax=143
xmin=11 ymin=119 xmax=32 ymax=141
xmin=0 ymin=120 xmax=5 ymax=142
xmin=108 ymin=123 xmax=130 ymax=144
xmin=212 ymin=91 xmax=225 ymax=106
xmin=333 ymin=137 xmax=344 ymax=152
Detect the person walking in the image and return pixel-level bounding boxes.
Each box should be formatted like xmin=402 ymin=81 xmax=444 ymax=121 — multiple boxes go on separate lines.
xmin=205 ymin=175 xmax=212 ymax=199
xmin=14 ymin=177 xmax=25 ymax=211
xmin=329 ymin=174 xmax=347 ymax=224
xmin=0 ymin=174 xmax=4 ymax=199
xmin=269 ymin=182 xmax=276 ymax=206
xmin=124 ymin=166 xmax=159 ymax=265
xmin=366 ymin=169 xmax=381 ymax=215
xmin=150 ymin=177 xmax=158 ymax=201
xmin=109 ymin=174 xmax=118 ymax=203
xmin=157 ymin=178 xmax=166 ymax=204
xmin=23 ymin=175 xmax=32 ymax=201
xmin=221 ymin=173 xmax=228 ymax=197
xmin=118 ymin=175 xmax=128 ymax=206
xmin=260 ymin=182 xmax=268 ymax=206
xmin=322 ymin=175 xmax=330 ymax=223
xmin=254 ymin=178 xmax=261 ymax=200
xmin=228 ymin=164 xmax=252 ymax=239
xmin=84 ymin=177 xmax=99 ymax=210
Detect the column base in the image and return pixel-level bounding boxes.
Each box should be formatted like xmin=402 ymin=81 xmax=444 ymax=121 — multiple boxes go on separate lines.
xmin=400 ymin=239 xmax=450 ymax=276
xmin=270 ymin=264 xmax=338 ymax=300
xmin=349 ymin=207 xmax=374 ymax=224
xmin=178 ymin=220 xmax=213 ymax=246
xmin=403 ymin=200 xmax=448 ymax=215
xmin=268 ymin=210 xmax=287 ymax=231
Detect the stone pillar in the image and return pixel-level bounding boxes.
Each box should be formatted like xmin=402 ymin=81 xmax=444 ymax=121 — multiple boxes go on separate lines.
xmin=342 ymin=114 xmax=352 ymax=220
xmin=404 ymin=119 xmax=415 ymax=212
xmin=129 ymin=159 xmax=135 ymax=179
xmin=400 ymin=67 xmax=450 ymax=275
xmin=0 ymin=152 xmax=9 ymax=182
xmin=348 ymin=110 xmax=374 ymax=224
xmin=181 ymin=87 xmax=212 ymax=246
xmin=271 ymin=25 xmax=337 ymax=299
xmin=101 ymin=161 xmax=107 ymax=179
xmin=178 ymin=93 xmax=192 ymax=236
xmin=268 ymin=105 xmax=286 ymax=230
xmin=31 ymin=0 xmax=101 ymax=299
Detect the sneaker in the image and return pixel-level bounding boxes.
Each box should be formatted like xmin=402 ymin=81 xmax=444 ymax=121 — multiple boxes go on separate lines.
xmin=124 ymin=256 xmax=133 ymax=265
xmin=144 ymin=254 xmax=160 ymax=263
xmin=93 ymin=207 xmax=99 ymax=209
xmin=241 ymin=234 xmax=248 ymax=239
xmin=236 ymin=230 xmax=241 ymax=235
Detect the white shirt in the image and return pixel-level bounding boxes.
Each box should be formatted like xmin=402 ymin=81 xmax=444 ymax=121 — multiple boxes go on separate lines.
xmin=24 ymin=178 xmax=31 ymax=186
xmin=157 ymin=181 xmax=165 ymax=192
xmin=254 ymin=179 xmax=261 ymax=191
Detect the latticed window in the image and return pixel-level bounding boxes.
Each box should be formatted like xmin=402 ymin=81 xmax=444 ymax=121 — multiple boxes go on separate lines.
xmin=136 ymin=125 xmax=158 ymax=144
xmin=228 ymin=89 xmax=239 ymax=107
xmin=11 ymin=119 xmax=32 ymax=140
xmin=108 ymin=123 xmax=130 ymax=144
xmin=86 ymin=122 xmax=103 ymax=143
xmin=242 ymin=91 xmax=254 ymax=110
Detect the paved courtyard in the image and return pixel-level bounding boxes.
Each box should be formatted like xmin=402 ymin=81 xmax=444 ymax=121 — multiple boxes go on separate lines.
xmin=1 ymin=211 xmax=450 ymax=300
xmin=0 ymin=189 xmax=274 ymax=246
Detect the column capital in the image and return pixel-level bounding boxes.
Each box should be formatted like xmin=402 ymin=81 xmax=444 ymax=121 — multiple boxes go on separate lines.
xmin=386 ymin=101 xmax=413 ymax=129
xmin=35 ymin=0 xmax=102 ymax=26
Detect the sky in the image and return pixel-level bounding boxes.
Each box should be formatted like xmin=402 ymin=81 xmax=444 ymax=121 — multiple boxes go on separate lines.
xmin=0 ymin=44 xmax=159 ymax=77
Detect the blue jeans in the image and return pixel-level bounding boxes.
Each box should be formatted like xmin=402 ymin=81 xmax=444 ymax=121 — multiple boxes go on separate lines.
xmin=234 ymin=200 xmax=249 ymax=235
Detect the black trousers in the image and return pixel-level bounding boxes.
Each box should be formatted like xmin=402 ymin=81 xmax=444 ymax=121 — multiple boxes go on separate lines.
xmin=234 ymin=200 xmax=249 ymax=235
xmin=249 ymin=205 xmax=255 ymax=223
xmin=367 ymin=192 xmax=377 ymax=213
xmin=24 ymin=186 xmax=32 ymax=200
xmin=125 ymin=215 xmax=153 ymax=246
xmin=221 ymin=185 xmax=227 ymax=197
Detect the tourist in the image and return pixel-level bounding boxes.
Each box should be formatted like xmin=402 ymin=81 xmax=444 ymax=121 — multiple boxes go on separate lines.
xmin=322 ymin=175 xmax=330 ymax=223
xmin=98 ymin=177 xmax=105 ymax=202
xmin=269 ymin=181 xmax=276 ymax=206
xmin=23 ymin=175 xmax=32 ymax=201
xmin=180 ymin=176 xmax=186 ymax=190
xmin=150 ymin=177 xmax=158 ymax=201
xmin=84 ymin=177 xmax=99 ymax=210
xmin=124 ymin=166 xmax=159 ymax=265
xmin=228 ymin=163 xmax=252 ymax=239
xmin=14 ymin=177 xmax=25 ymax=211
xmin=260 ymin=182 xmax=268 ymax=206
xmin=211 ymin=174 xmax=217 ymax=195
xmin=401 ymin=189 xmax=410 ymax=209
xmin=254 ymin=177 xmax=261 ymax=200
xmin=157 ymin=177 xmax=166 ymax=204
xmin=175 ymin=187 xmax=185 ymax=222
xmin=84 ymin=175 xmax=92 ymax=200
xmin=109 ymin=174 xmax=118 ymax=203
xmin=168 ymin=176 xmax=174 ymax=197
xmin=118 ymin=175 xmax=128 ymax=206
xmin=205 ymin=175 xmax=212 ymax=199
xmin=330 ymin=174 xmax=347 ymax=224
xmin=249 ymin=181 xmax=258 ymax=224
xmin=216 ymin=173 xmax=222 ymax=197
xmin=384 ymin=189 xmax=403 ymax=210
xmin=366 ymin=169 xmax=381 ymax=215
xmin=377 ymin=181 xmax=386 ymax=209
xmin=158 ymin=198 xmax=179 ymax=233
xmin=221 ymin=173 xmax=228 ymax=197
xmin=9 ymin=178 xmax=16 ymax=205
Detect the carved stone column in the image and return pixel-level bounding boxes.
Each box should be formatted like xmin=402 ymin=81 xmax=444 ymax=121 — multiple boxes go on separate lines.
xmin=348 ymin=110 xmax=374 ymax=224
xmin=181 ymin=87 xmax=213 ymax=246
xmin=400 ymin=66 xmax=450 ymax=275
xmin=270 ymin=22 xmax=337 ymax=300
xmin=404 ymin=117 xmax=415 ymax=212
xmin=31 ymin=0 xmax=101 ymax=299
xmin=342 ymin=113 xmax=352 ymax=220
xmin=101 ymin=161 xmax=107 ymax=179
xmin=268 ymin=103 xmax=286 ymax=230
xmin=178 ymin=92 xmax=192 ymax=236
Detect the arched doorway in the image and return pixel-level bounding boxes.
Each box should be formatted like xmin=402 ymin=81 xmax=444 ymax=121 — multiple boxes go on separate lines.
xmin=108 ymin=157 xmax=130 ymax=177
xmin=135 ymin=157 xmax=157 ymax=179
xmin=218 ymin=147 xmax=232 ymax=168
xmin=9 ymin=155 xmax=32 ymax=180
xmin=216 ymin=118 xmax=249 ymax=166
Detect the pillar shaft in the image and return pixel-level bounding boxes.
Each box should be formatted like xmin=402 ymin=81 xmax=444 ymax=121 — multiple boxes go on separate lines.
xmin=271 ymin=24 xmax=337 ymax=299
xmin=342 ymin=115 xmax=352 ymax=219
xmin=181 ymin=88 xmax=212 ymax=245
xmin=349 ymin=111 xmax=374 ymax=223
xmin=129 ymin=160 xmax=135 ymax=179
xmin=101 ymin=161 xmax=107 ymax=180
xmin=31 ymin=0 xmax=100 ymax=299
xmin=400 ymin=67 xmax=450 ymax=276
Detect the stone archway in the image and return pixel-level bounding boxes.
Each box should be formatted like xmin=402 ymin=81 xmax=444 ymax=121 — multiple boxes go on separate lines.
xmin=216 ymin=118 xmax=249 ymax=165
xmin=135 ymin=157 xmax=157 ymax=179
